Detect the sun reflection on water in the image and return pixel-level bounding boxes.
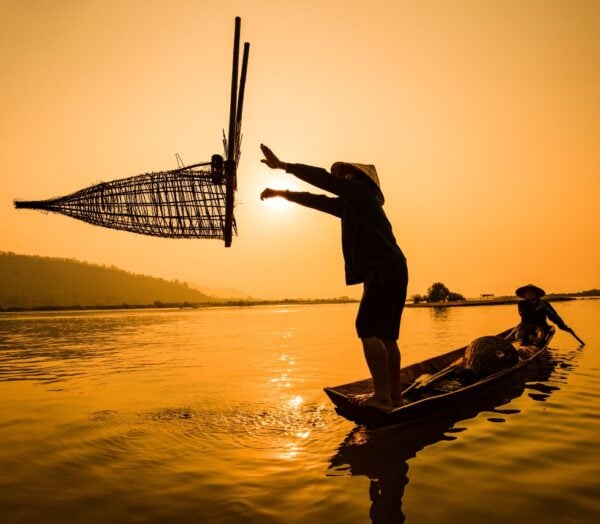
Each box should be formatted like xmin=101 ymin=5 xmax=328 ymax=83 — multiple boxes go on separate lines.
xmin=280 ymin=442 xmax=301 ymax=460
xmin=263 ymin=348 xmax=328 ymax=461
xmin=270 ymin=374 xmax=292 ymax=388
xmin=269 ymin=353 xmax=298 ymax=389
xmin=288 ymin=394 xmax=303 ymax=408
xmin=277 ymin=405 xmax=313 ymax=461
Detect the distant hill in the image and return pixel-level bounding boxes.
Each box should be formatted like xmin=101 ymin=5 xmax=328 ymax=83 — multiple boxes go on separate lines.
xmin=0 ymin=252 xmax=216 ymax=309
xmin=188 ymin=283 xmax=253 ymax=300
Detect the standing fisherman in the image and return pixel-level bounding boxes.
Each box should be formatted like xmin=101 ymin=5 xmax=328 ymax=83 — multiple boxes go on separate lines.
xmin=259 ymin=144 xmax=408 ymax=410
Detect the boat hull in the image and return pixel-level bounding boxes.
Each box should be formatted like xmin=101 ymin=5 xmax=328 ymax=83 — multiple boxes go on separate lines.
xmin=324 ymin=327 xmax=554 ymax=427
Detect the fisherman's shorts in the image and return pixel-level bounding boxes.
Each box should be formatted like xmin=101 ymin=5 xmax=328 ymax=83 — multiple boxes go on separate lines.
xmin=355 ymin=260 xmax=408 ymax=341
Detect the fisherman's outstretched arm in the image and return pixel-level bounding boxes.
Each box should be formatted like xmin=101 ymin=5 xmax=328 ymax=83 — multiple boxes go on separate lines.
xmin=260 ymin=188 xmax=341 ymax=217
xmin=260 ymin=144 xmax=347 ymax=195
xmin=543 ymin=301 xmax=568 ymax=330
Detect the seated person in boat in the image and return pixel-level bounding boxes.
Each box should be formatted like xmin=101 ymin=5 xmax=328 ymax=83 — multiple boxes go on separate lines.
xmin=260 ymin=144 xmax=408 ymax=410
xmin=515 ymin=284 xmax=569 ymax=345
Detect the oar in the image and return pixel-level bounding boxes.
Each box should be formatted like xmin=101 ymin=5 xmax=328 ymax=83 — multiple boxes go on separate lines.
xmin=564 ymin=326 xmax=585 ymax=346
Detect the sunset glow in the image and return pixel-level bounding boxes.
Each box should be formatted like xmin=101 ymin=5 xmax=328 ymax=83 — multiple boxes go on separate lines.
xmin=1 ymin=1 xmax=598 ymax=299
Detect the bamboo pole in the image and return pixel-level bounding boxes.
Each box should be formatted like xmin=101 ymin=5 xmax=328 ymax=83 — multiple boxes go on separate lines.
xmin=224 ymin=17 xmax=241 ymax=247
xmin=234 ymin=41 xmax=251 ymax=186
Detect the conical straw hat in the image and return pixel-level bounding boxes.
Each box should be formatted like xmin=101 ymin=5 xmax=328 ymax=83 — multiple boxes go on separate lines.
xmin=331 ymin=162 xmax=384 ymax=203
xmin=515 ymin=284 xmax=546 ymax=298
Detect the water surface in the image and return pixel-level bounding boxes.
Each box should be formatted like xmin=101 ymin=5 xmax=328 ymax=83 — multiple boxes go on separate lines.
xmin=0 ymin=301 xmax=598 ymax=523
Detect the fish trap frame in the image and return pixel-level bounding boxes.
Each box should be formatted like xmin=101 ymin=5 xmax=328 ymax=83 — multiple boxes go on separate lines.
xmin=14 ymin=17 xmax=249 ymax=247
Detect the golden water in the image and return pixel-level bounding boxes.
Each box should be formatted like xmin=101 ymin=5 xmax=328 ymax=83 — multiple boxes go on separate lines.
xmin=0 ymin=301 xmax=598 ymax=523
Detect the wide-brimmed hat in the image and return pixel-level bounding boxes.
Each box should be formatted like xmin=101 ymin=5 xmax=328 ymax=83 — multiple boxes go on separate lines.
xmin=515 ymin=284 xmax=545 ymax=298
xmin=331 ymin=162 xmax=384 ymax=203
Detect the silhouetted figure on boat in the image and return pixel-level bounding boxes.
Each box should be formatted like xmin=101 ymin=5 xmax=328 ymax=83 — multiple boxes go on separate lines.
xmin=259 ymin=144 xmax=408 ymax=410
xmin=515 ymin=284 xmax=569 ymax=346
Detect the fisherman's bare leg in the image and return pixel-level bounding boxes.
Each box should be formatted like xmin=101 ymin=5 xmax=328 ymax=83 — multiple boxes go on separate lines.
xmin=535 ymin=326 xmax=547 ymax=347
xmin=383 ymin=340 xmax=402 ymax=406
xmin=360 ymin=337 xmax=393 ymax=410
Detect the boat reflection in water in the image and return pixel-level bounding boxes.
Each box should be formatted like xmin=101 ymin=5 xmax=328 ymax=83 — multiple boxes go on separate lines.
xmin=328 ymin=350 xmax=565 ymax=523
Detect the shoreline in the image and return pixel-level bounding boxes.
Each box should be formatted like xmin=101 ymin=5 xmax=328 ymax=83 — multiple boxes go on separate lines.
xmin=2 ymin=295 xmax=595 ymax=314
xmin=406 ymin=296 xmax=581 ymax=308
xmin=0 ymin=298 xmax=360 ymax=314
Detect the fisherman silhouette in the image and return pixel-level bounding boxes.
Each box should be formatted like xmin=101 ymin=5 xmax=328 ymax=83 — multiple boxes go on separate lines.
xmin=260 ymin=144 xmax=408 ymax=410
xmin=514 ymin=284 xmax=570 ymax=346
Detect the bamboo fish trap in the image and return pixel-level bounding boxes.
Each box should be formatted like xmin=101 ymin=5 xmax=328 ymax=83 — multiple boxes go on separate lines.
xmin=14 ymin=17 xmax=249 ymax=248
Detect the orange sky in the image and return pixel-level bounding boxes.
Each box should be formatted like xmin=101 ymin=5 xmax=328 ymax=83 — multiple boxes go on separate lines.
xmin=2 ymin=0 xmax=599 ymax=299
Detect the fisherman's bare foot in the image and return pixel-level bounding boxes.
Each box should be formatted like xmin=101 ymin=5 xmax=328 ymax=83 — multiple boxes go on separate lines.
xmin=392 ymin=396 xmax=405 ymax=408
xmin=353 ymin=393 xmax=393 ymax=411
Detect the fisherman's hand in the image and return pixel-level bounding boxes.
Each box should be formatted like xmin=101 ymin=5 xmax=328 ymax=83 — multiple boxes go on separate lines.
xmin=260 ymin=188 xmax=279 ymax=200
xmin=260 ymin=144 xmax=287 ymax=170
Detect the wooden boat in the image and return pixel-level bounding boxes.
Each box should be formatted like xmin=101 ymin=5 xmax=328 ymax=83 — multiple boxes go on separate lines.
xmin=324 ymin=326 xmax=555 ymax=427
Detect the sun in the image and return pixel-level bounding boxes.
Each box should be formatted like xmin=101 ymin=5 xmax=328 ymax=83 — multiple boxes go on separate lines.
xmin=263 ymin=194 xmax=292 ymax=211
xmin=256 ymin=176 xmax=301 ymax=212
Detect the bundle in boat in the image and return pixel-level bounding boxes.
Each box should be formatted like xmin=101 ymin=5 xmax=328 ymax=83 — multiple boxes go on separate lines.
xmin=14 ymin=156 xmax=234 ymax=239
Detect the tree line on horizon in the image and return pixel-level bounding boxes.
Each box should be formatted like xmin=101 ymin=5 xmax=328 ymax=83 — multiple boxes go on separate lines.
xmin=410 ymin=281 xmax=600 ymax=304
xmin=411 ymin=282 xmax=467 ymax=304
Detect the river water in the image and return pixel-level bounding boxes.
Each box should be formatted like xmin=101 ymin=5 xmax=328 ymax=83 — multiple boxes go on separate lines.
xmin=0 ymin=300 xmax=598 ymax=523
